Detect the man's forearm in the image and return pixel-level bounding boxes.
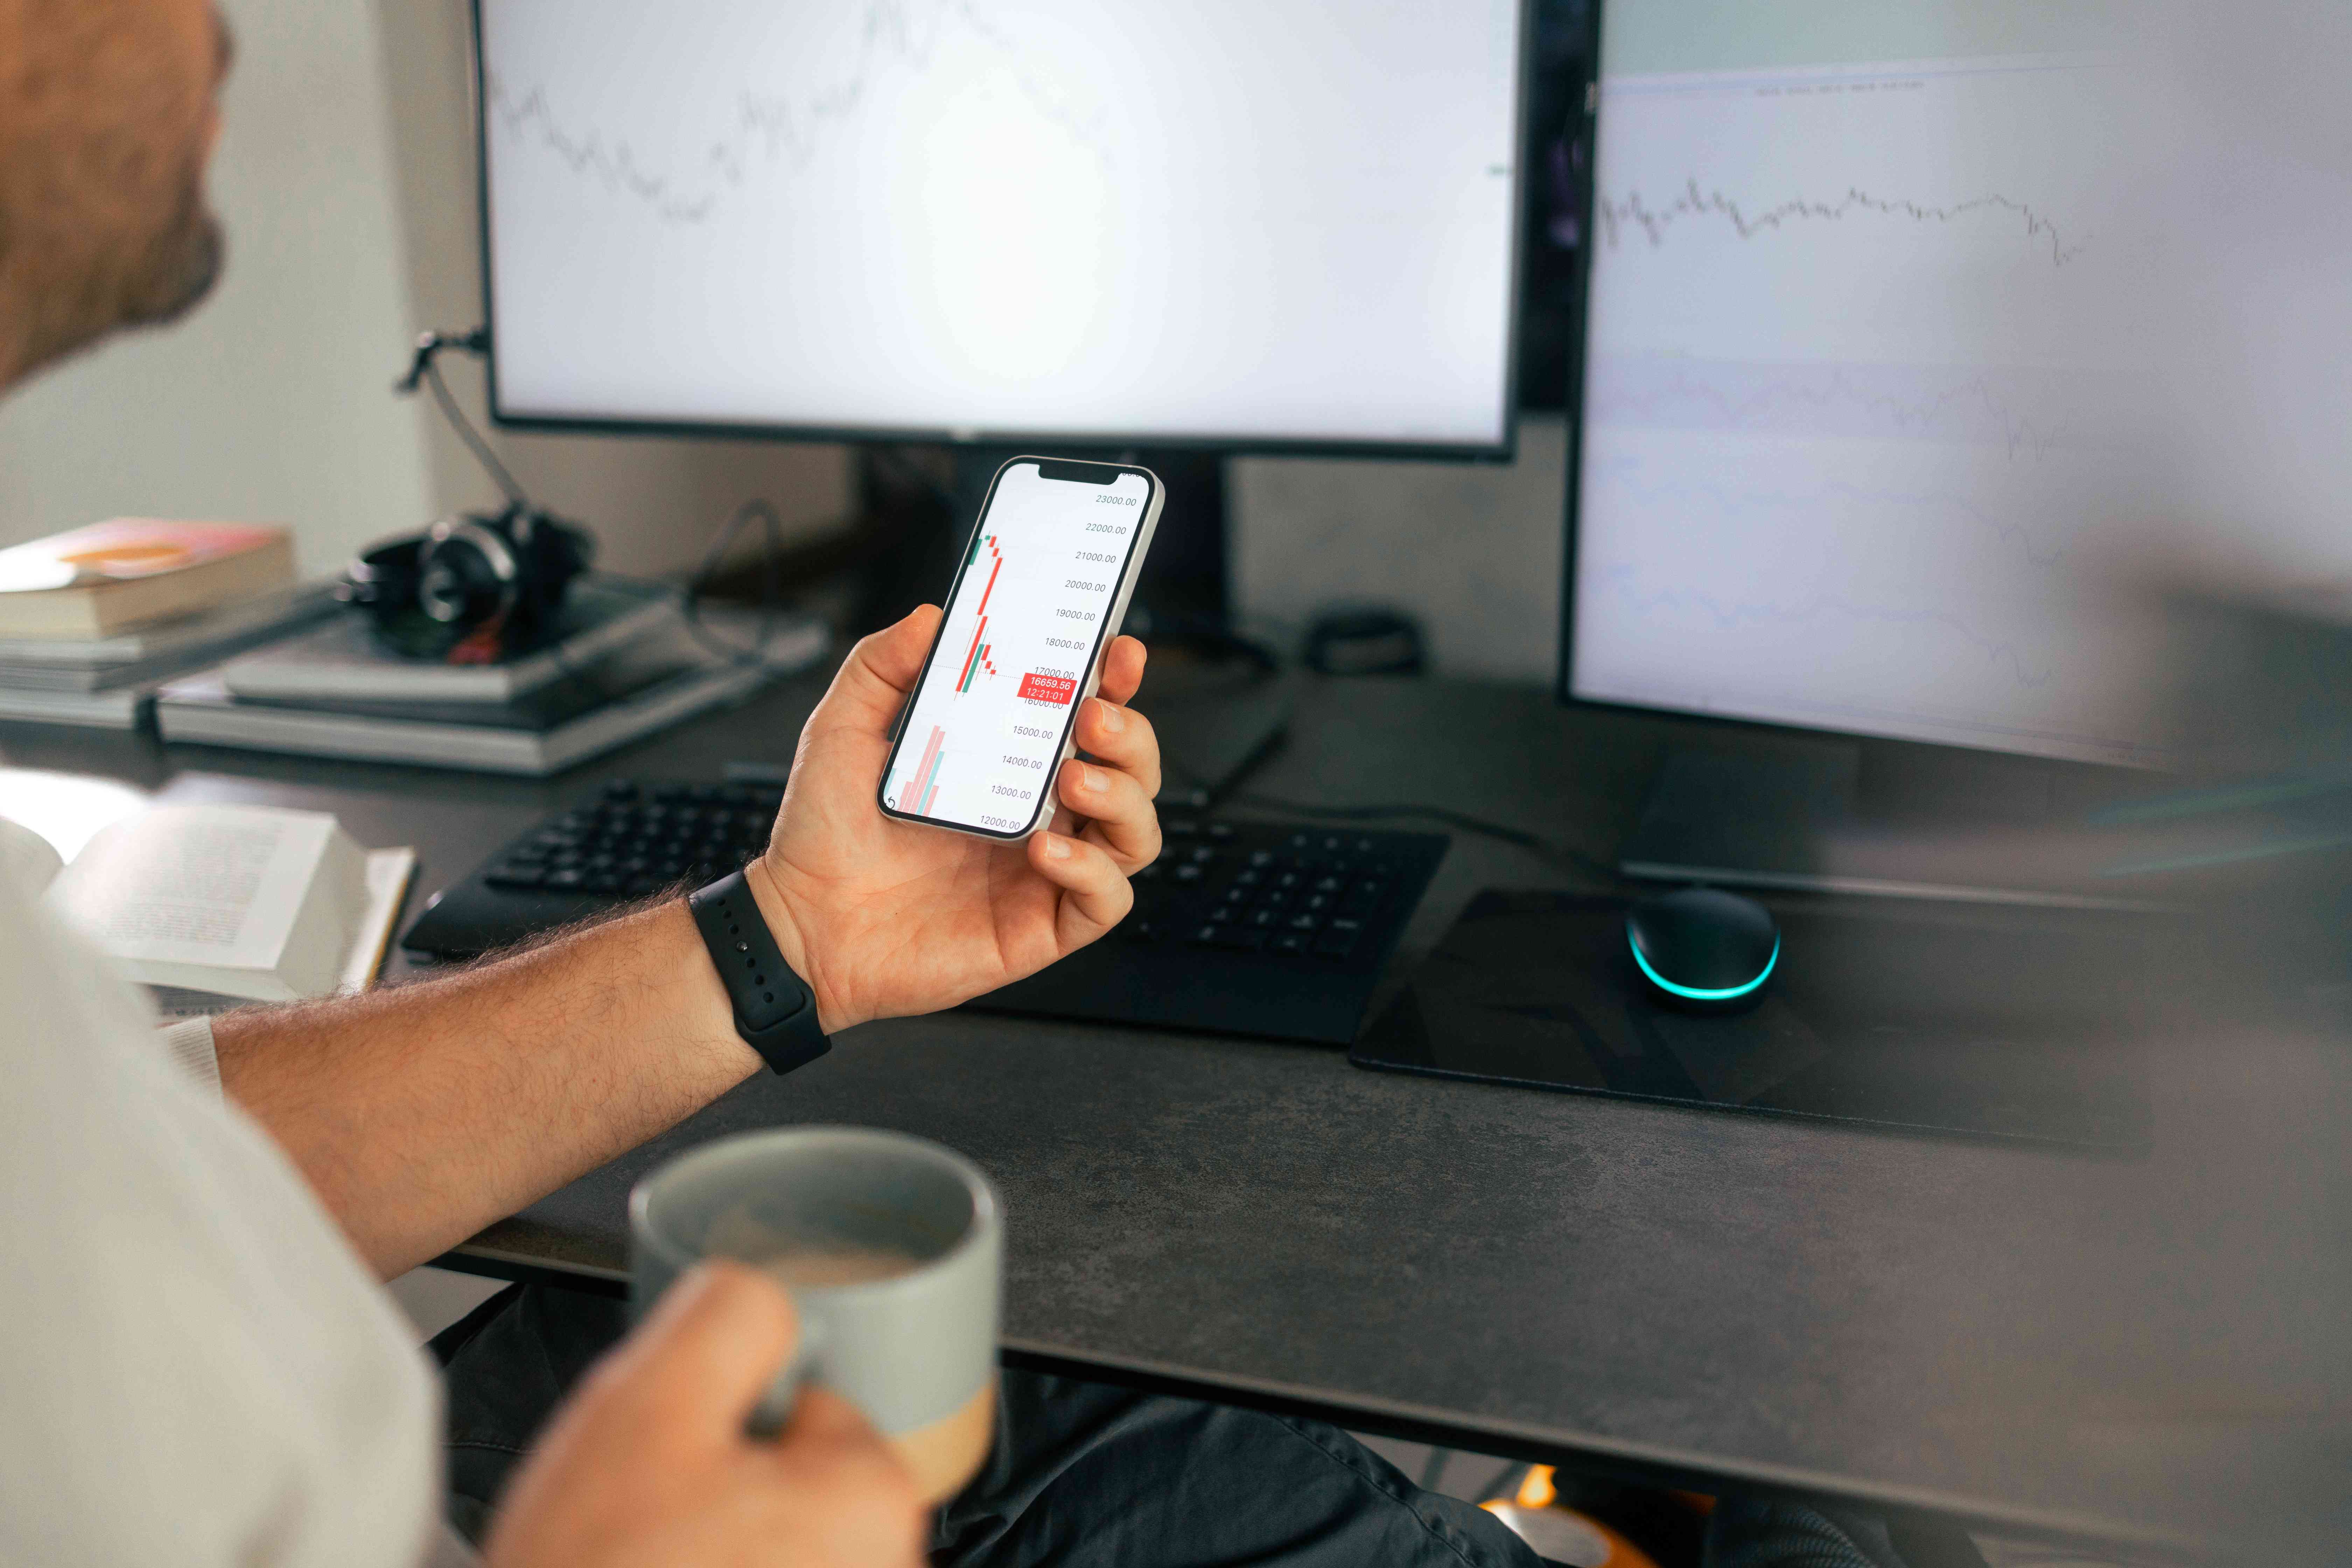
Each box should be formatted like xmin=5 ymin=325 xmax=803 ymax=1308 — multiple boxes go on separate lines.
xmin=214 ymin=895 xmax=762 ymax=1279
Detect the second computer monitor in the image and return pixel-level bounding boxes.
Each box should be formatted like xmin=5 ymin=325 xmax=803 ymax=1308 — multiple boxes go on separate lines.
xmin=475 ymin=0 xmax=1529 ymax=457
xmin=1563 ymin=0 xmax=2155 ymax=768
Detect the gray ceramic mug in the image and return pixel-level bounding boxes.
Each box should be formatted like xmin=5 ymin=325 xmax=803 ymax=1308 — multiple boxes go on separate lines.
xmin=629 ymin=1126 xmax=1003 ymax=1503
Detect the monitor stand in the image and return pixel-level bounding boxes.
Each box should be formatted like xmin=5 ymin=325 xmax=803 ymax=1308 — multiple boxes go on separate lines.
xmin=947 ymin=445 xmax=1230 ymax=636
xmin=941 ymin=445 xmax=1288 ymax=809
xmin=1617 ymin=741 xmax=2145 ymax=909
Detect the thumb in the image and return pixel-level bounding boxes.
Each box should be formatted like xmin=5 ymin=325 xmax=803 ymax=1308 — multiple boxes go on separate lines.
xmin=812 ymin=605 xmax=943 ymax=736
xmin=618 ymin=1261 xmax=801 ymax=1440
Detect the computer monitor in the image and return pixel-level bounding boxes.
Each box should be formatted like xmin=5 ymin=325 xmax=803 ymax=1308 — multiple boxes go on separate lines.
xmin=472 ymin=0 xmax=1530 ymax=460
xmin=1561 ymin=0 xmax=2154 ymax=770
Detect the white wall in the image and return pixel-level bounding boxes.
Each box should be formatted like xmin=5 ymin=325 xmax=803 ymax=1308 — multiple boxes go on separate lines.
xmin=0 ymin=0 xmax=437 ymax=576
xmin=371 ymin=0 xmax=853 ymax=578
xmin=0 ymin=0 xmax=852 ymax=581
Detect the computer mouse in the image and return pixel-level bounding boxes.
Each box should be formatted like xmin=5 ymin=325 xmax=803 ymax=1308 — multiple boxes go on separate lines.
xmin=1625 ymin=888 xmax=1779 ymax=1014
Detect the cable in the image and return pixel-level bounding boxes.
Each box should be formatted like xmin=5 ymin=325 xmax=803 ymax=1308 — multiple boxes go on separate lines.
xmin=677 ymin=496 xmax=856 ymax=677
xmin=1233 ymin=791 xmax=1620 ymax=883
xmin=393 ymin=327 xmax=817 ymax=681
xmin=420 ymin=356 xmax=528 ymax=507
xmin=394 ymin=327 xmax=528 ymax=507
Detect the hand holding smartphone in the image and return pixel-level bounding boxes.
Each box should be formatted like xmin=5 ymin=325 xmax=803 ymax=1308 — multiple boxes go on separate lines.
xmin=879 ymin=457 xmax=1163 ymax=840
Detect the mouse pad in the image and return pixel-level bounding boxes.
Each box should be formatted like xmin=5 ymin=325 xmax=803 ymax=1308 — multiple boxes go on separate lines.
xmin=1351 ymin=890 xmax=2156 ymax=1152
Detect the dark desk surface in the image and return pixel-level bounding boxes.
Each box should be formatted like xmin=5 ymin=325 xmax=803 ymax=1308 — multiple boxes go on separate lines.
xmin=6 ymin=676 xmax=2343 ymax=1563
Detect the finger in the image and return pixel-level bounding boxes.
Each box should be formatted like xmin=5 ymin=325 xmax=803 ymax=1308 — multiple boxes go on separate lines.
xmin=1027 ymin=830 xmax=1133 ymax=949
xmin=613 ymin=1261 xmax=800 ymax=1440
xmin=1073 ymin=696 xmax=1162 ymax=803
xmin=1097 ymin=635 xmax=1147 ymax=706
xmin=776 ymin=1382 xmax=891 ymax=1449
xmin=766 ymin=1386 xmax=926 ymax=1565
xmin=1057 ymin=758 xmax=1160 ymax=871
xmin=810 ymin=606 xmax=943 ymax=736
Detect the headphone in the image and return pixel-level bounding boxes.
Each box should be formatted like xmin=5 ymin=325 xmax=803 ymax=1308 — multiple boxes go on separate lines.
xmin=340 ymin=502 xmax=593 ymax=659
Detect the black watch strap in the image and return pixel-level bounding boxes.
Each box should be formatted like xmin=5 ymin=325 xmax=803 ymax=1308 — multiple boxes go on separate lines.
xmin=687 ymin=870 xmax=831 ymax=1076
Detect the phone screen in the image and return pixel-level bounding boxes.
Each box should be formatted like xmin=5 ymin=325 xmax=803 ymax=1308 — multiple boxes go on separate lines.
xmin=883 ymin=461 xmax=1153 ymax=837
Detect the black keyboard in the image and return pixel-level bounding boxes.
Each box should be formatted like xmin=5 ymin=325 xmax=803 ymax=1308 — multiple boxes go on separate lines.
xmin=403 ymin=780 xmax=783 ymax=954
xmin=971 ymin=816 xmax=1448 ymax=1044
xmin=402 ymin=781 xmax=1446 ymax=1046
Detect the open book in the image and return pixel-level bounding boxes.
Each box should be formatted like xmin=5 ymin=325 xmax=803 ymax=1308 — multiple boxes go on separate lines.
xmin=30 ymin=804 xmax=414 ymax=1017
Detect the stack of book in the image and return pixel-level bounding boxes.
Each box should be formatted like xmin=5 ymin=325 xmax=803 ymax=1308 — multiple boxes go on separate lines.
xmin=0 ymin=519 xmax=335 ymax=728
xmin=157 ymin=580 xmax=830 ymax=776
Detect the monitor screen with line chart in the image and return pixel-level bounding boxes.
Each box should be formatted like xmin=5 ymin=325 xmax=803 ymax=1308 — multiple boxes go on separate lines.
xmin=1565 ymin=1 xmax=2161 ymax=767
xmin=474 ymin=0 xmax=1527 ymax=455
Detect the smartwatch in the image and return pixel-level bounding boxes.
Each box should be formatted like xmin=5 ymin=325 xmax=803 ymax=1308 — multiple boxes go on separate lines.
xmin=687 ymin=869 xmax=831 ymax=1076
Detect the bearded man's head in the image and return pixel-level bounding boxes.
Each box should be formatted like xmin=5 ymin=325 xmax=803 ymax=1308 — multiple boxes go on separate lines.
xmin=0 ymin=0 xmax=230 ymax=387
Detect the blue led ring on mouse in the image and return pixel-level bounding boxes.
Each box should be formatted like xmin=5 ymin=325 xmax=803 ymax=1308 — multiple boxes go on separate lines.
xmin=1624 ymin=888 xmax=1780 ymax=1015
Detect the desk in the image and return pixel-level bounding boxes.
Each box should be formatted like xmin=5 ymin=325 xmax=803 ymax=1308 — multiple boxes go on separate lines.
xmin=6 ymin=675 xmax=2343 ymax=1563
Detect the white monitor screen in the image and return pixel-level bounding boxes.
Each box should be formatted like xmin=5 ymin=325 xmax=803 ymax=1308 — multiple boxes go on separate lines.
xmin=477 ymin=0 xmax=1526 ymax=453
xmin=1567 ymin=1 xmax=2158 ymax=767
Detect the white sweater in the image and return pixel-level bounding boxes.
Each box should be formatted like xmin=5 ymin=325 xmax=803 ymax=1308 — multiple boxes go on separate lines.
xmin=0 ymin=835 xmax=469 ymax=1566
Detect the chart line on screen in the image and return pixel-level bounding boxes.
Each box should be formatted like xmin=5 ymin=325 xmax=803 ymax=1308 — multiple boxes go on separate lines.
xmin=1600 ymin=179 xmax=2086 ymax=267
xmin=482 ymin=0 xmax=1110 ymax=226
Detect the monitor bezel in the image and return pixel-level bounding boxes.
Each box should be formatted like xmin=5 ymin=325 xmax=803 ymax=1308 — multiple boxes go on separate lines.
xmin=467 ymin=0 xmax=1536 ymax=464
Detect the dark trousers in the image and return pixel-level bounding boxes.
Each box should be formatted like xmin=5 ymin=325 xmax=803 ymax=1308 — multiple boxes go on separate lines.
xmin=432 ymin=1284 xmax=1927 ymax=1568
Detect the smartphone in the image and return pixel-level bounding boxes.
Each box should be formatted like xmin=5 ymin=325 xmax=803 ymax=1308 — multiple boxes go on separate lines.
xmin=877 ymin=456 xmax=1163 ymax=840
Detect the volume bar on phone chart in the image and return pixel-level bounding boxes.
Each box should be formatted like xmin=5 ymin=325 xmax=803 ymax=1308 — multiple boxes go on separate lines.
xmin=898 ymin=723 xmax=949 ymax=815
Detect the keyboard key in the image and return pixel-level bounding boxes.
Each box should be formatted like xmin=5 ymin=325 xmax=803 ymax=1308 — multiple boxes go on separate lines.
xmin=1166 ymin=818 xmax=1201 ymax=837
xmin=1174 ymin=864 xmax=1203 ymax=883
xmin=1249 ymin=849 xmax=1276 ymax=868
xmin=1247 ymin=909 xmax=1282 ymax=929
xmin=1207 ymin=822 xmax=1236 ymax=840
xmin=1188 ymin=846 xmax=1217 ymax=864
xmin=1213 ymin=926 xmax=1268 ymax=953
xmin=1122 ymin=918 xmax=1163 ymax=944
xmin=1273 ymin=932 xmax=1311 ymax=956
xmin=544 ymin=867 xmax=588 ymax=890
xmin=1286 ymin=913 xmax=1322 ymax=932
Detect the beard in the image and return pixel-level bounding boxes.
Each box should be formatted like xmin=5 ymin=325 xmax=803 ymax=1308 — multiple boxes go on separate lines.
xmin=116 ymin=174 xmax=225 ymax=331
xmin=8 ymin=154 xmax=226 ymax=384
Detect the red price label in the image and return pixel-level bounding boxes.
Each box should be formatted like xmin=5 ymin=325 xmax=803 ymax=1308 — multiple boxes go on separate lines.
xmin=1018 ymin=672 xmax=1078 ymax=705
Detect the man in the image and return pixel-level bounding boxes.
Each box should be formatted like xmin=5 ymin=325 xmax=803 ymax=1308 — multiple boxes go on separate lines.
xmin=0 ymin=5 xmax=1561 ymax=1565
xmin=0 ymin=5 xmax=1935 ymax=1566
